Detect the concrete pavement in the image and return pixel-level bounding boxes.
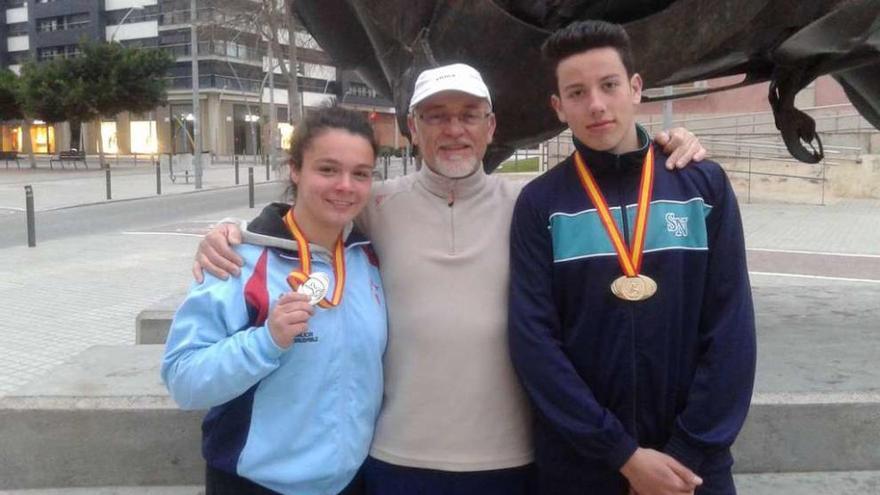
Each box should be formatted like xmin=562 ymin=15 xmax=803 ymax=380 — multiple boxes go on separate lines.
xmin=1 ymin=161 xmax=878 ymax=395
xmin=0 ymin=156 xmax=412 ymax=395
xmin=0 ymin=206 xmax=247 ymax=395
xmin=0 ymin=157 xmax=277 ymax=214
xmin=1 ymin=163 xmax=879 ymax=492
xmin=0 ymin=156 xmax=411 ymax=214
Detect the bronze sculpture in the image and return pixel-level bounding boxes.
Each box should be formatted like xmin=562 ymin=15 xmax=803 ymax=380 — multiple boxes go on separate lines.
xmin=295 ymin=0 xmax=880 ymax=170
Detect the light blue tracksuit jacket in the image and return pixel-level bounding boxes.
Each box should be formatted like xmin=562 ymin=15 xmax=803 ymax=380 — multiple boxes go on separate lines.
xmin=162 ymin=203 xmax=387 ymax=495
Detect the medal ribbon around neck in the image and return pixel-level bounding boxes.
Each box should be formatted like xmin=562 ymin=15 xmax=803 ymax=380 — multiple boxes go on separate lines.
xmin=573 ymin=145 xmax=655 ymax=277
xmin=282 ymin=208 xmax=345 ymax=308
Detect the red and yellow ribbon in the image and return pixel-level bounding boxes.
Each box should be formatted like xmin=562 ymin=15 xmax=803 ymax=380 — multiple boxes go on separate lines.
xmin=282 ymin=209 xmax=345 ymax=308
xmin=573 ymin=145 xmax=655 ymax=277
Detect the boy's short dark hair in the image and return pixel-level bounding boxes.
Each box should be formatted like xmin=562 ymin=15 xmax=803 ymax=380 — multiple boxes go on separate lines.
xmin=541 ymin=20 xmax=635 ymax=87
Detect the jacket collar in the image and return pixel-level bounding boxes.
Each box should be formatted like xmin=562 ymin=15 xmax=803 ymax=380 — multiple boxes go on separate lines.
xmin=245 ymin=202 xmax=368 ymax=254
xmin=572 ymin=124 xmax=651 ymax=176
xmin=416 ymin=162 xmax=488 ymax=202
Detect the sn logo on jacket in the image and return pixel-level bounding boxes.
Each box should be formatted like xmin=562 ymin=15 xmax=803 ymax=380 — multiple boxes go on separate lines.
xmin=665 ymin=212 xmax=689 ymax=237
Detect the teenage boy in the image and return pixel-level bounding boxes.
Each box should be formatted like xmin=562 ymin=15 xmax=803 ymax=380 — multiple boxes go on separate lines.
xmin=508 ymin=20 xmax=756 ymax=495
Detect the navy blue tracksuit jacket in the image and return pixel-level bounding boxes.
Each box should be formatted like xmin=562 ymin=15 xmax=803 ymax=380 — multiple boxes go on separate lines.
xmin=508 ymin=133 xmax=756 ymax=494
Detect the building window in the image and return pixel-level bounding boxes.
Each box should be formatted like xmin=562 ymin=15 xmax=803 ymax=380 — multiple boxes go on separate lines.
xmin=160 ymin=32 xmax=188 ymax=44
xmin=7 ymin=51 xmax=31 ymax=64
xmin=348 ymin=82 xmax=377 ymax=99
xmin=31 ymin=123 xmax=55 ymax=154
xmin=37 ymin=47 xmax=60 ymax=61
xmin=130 ymin=120 xmax=158 ymax=154
xmin=1 ymin=125 xmax=23 ymax=153
xmin=36 ymin=14 xmax=90 ymax=33
xmin=170 ymin=104 xmax=196 ymax=154
xmin=278 ymin=122 xmax=293 ymax=150
xmin=106 ymin=7 xmax=154 ymax=24
xmin=226 ymin=41 xmax=239 ymax=58
xmin=101 ymin=122 xmax=119 ymax=154
xmin=159 ymin=9 xmax=191 ymax=26
xmin=6 ymin=23 xmax=28 ymax=36
xmin=37 ymin=45 xmax=81 ymax=61
xmin=37 ymin=18 xmax=59 ymax=33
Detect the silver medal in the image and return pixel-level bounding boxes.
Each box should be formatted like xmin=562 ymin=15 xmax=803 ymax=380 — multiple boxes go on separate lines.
xmin=296 ymin=272 xmax=330 ymax=306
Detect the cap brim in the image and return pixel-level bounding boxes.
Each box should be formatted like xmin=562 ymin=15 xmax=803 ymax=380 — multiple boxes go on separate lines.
xmin=409 ymin=86 xmax=491 ymax=110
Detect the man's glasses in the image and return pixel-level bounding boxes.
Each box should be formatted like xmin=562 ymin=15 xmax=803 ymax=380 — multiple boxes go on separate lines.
xmin=417 ymin=111 xmax=492 ymax=127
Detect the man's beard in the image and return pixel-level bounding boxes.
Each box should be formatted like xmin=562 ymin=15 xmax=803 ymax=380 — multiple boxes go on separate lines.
xmin=428 ymin=158 xmax=482 ymax=179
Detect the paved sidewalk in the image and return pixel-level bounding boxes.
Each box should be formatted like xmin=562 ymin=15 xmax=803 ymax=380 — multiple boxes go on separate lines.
xmin=741 ymin=199 xmax=880 ymax=255
xmin=0 ymin=207 xmax=250 ymax=395
xmin=0 ymin=160 xmax=279 ymax=214
xmin=0 ymin=156 xmax=412 ymax=214
xmin=1 ymin=167 xmax=879 ymax=395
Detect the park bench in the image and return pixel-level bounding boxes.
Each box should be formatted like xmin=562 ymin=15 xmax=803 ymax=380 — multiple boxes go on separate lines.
xmin=49 ymin=150 xmax=88 ymax=170
xmin=0 ymin=150 xmax=20 ymax=170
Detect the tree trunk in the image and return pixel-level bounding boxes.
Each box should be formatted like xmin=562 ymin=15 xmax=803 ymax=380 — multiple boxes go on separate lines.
xmin=20 ymin=119 xmax=36 ymax=168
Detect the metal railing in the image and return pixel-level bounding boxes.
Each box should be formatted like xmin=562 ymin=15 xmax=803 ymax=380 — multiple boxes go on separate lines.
xmin=530 ymin=105 xmax=879 ymax=205
xmin=640 ymin=104 xmax=875 ymax=140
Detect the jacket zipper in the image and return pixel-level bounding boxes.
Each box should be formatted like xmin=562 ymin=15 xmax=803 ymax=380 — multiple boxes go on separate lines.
xmin=616 ymin=155 xmax=639 ymax=440
xmin=448 ymin=186 xmax=456 ymax=255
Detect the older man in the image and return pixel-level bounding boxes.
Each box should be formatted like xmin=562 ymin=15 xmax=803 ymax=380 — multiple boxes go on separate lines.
xmin=194 ymin=63 xmax=705 ymax=494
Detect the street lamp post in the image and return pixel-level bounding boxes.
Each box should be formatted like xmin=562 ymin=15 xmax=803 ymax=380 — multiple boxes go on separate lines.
xmin=190 ymin=0 xmax=202 ymax=189
xmin=267 ymin=42 xmax=277 ymax=173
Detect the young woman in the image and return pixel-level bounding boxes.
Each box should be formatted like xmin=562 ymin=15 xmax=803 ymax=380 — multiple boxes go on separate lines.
xmin=162 ymin=106 xmax=386 ymax=495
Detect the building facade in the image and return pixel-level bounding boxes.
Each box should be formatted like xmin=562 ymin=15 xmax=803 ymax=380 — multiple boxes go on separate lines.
xmin=0 ymin=0 xmax=402 ymax=156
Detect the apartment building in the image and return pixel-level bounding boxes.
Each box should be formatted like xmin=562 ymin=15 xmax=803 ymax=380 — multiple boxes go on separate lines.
xmin=0 ymin=0 xmax=399 ymax=156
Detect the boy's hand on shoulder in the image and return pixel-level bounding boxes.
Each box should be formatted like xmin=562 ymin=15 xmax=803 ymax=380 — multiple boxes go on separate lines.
xmin=620 ymin=447 xmax=702 ymax=495
xmin=654 ymin=127 xmax=707 ymax=170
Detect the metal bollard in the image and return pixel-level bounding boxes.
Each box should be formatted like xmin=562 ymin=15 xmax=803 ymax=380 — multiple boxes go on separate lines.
xmin=25 ymin=185 xmax=35 ymax=247
xmin=185 ymin=170 xmax=190 ymax=184
xmin=234 ymin=155 xmax=240 ymax=185
xmin=248 ymin=167 xmax=255 ymax=208
xmin=155 ymin=160 xmax=162 ymax=195
xmin=265 ymin=158 xmax=270 ymax=181
xmin=105 ymin=169 xmax=112 ymax=200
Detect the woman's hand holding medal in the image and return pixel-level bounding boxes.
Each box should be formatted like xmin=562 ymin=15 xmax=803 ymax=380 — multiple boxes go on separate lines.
xmin=268 ymin=292 xmax=316 ymax=349
xmin=268 ymin=272 xmax=330 ymax=349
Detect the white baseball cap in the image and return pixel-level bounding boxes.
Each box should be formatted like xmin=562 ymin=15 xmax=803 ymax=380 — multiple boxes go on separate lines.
xmin=409 ymin=63 xmax=492 ymax=110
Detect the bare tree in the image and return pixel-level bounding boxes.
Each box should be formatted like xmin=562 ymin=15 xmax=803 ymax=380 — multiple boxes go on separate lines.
xmin=206 ymin=0 xmax=304 ymax=125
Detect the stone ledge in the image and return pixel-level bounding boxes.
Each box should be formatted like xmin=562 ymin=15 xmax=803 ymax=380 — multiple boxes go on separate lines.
xmin=0 ymin=486 xmax=204 ymax=494
xmin=733 ymin=470 xmax=880 ymax=495
xmin=3 ymin=345 xmax=880 ymax=489
xmin=135 ymin=293 xmax=185 ymax=345
xmin=0 ymin=346 xmax=202 ymax=490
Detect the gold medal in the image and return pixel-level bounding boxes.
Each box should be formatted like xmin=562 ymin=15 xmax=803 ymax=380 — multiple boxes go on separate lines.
xmin=611 ymin=275 xmax=657 ymax=301
xmin=574 ymin=146 xmax=657 ymax=301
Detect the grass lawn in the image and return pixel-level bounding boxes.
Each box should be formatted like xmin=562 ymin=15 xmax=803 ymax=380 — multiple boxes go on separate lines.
xmin=497 ymin=156 xmax=540 ymax=173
